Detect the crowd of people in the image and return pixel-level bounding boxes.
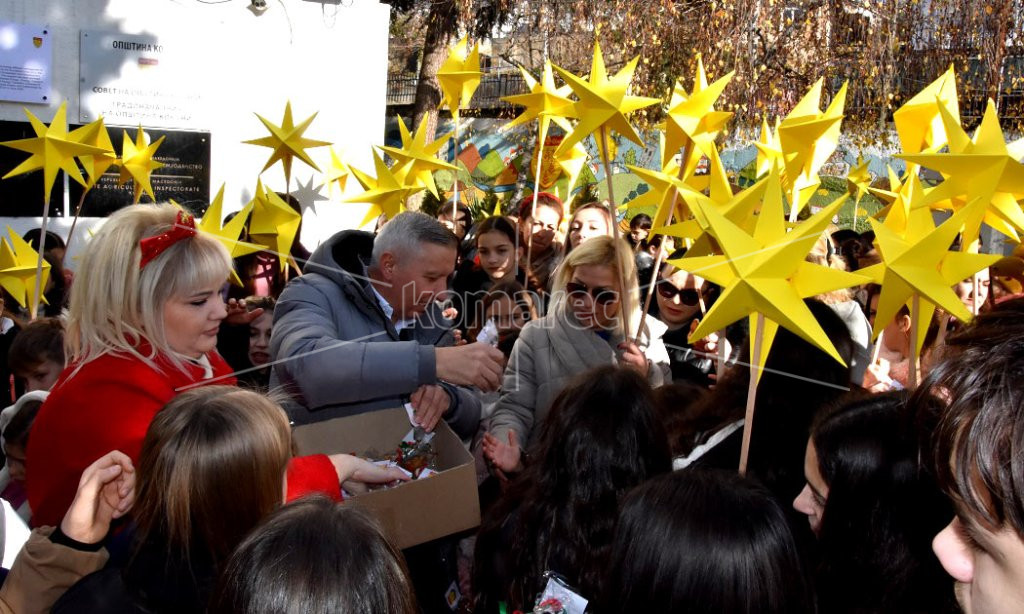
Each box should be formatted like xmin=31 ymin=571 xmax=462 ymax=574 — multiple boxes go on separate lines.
xmin=0 ymin=190 xmax=1017 ymax=613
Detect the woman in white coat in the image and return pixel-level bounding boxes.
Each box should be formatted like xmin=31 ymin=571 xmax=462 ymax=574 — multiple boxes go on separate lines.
xmin=483 ymin=235 xmax=670 ymax=475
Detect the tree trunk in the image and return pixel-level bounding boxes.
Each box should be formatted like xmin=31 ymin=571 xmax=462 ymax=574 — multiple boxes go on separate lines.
xmin=407 ymin=2 xmax=457 ymax=210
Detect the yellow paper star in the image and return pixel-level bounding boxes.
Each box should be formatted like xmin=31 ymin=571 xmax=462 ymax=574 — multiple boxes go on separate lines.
xmin=552 ymin=140 xmax=589 ymax=209
xmin=670 ymin=166 xmax=867 ymax=375
xmin=347 ymin=151 xmax=425 ymax=225
xmin=0 ymin=227 xmax=51 ymax=315
xmin=68 ymin=117 xmax=118 ymax=190
xmin=657 ymin=173 xmax=770 ymax=253
xmin=378 ymin=115 xmax=456 ymax=199
xmin=502 ymin=60 xmax=576 ymax=139
xmin=846 ymin=155 xmax=871 ymax=205
xmin=552 ymin=41 xmax=660 ymax=158
xmin=626 ymin=163 xmax=709 ymax=234
xmin=198 ymin=184 xmax=264 ymax=286
xmin=900 ymin=100 xmax=1024 ymax=246
xmin=893 ymin=65 xmax=959 ymax=154
xmin=244 ymin=101 xmax=331 ymax=178
xmin=754 ymin=117 xmax=783 ymax=178
xmin=117 ymin=126 xmax=165 ymax=204
xmin=324 ymin=147 xmax=351 ymax=197
xmin=249 ymin=180 xmax=303 ymax=271
xmin=0 ymin=102 xmax=108 ymax=203
xmin=437 ymin=36 xmax=482 ymax=121
xmin=859 ymin=199 xmax=1000 ymax=351
xmin=662 ymin=54 xmax=734 ymax=168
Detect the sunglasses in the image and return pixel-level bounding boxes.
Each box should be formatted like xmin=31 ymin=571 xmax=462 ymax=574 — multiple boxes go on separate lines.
xmin=656 ymin=280 xmax=703 ymax=306
xmin=566 ymin=281 xmax=619 ymax=305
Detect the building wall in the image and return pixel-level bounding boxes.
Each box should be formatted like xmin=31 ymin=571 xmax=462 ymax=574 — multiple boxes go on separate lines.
xmin=0 ymin=0 xmax=390 ymax=265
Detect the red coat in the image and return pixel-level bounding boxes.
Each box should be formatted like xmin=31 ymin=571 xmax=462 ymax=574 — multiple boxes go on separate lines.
xmin=27 ymin=349 xmax=341 ymax=528
xmin=26 ymin=350 xmax=238 ymax=527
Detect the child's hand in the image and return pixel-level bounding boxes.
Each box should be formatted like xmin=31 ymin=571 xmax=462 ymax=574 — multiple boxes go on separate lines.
xmin=482 ymin=430 xmax=522 ymax=478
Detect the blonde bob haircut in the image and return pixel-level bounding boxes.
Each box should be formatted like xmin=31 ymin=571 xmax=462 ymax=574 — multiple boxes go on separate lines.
xmin=133 ymin=386 xmax=292 ymax=565
xmin=65 ymin=203 xmax=232 ymax=372
xmin=551 ymin=235 xmax=640 ymax=333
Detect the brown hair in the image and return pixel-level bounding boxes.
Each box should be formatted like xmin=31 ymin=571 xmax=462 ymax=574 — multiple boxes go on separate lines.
xmin=133 ymin=386 xmax=291 ymax=564
xmin=8 ymin=317 xmax=64 ymax=372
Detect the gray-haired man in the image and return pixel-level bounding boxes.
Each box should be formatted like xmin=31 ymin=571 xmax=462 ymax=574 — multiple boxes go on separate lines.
xmin=270 ymin=211 xmax=504 ymax=437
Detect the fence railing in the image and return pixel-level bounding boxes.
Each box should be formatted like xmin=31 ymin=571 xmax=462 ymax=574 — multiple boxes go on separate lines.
xmin=386 ymin=71 xmax=528 ymax=108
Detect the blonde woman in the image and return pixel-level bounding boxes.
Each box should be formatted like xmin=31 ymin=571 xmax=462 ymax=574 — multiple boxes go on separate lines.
xmin=28 ymin=204 xmax=255 ymax=527
xmin=483 ymin=236 xmax=670 ymax=474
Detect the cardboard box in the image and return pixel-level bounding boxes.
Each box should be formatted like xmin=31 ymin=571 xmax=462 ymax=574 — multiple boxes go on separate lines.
xmin=292 ymin=407 xmax=481 ymax=550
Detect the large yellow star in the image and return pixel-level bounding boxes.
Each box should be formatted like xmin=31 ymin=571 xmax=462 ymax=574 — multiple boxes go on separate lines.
xmin=859 ymin=199 xmax=999 ymax=351
xmin=198 ymin=184 xmax=264 ymax=286
xmin=900 ymin=100 xmax=1024 ymax=245
xmin=0 ymin=102 xmax=108 ymax=203
xmin=248 ymin=180 xmax=303 ymax=272
xmin=892 ymin=65 xmax=959 ymax=155
xmin=68 ymin=117 xmax=118 ymax=190
xmin=552 ymin=41 xmax=660 ymax=158
xmin=347 ymin=150 xmax=425 ymax=225
xmin=244 ymin=101 xmax=331 ymax=179
xmin=118 ymin=126 xmax=166 ymax=204
xmin=670 ymin=167 xmax=867 ymax=374
xmin=0 ymin=227 xmax=51 ymax=315
xmin=437 ymin=36 xmax=482 ymax=121
xmin=378 ymin=115 xmax=456 ymax=199
xmin=662 ymin=54 xmax=734 ymax=168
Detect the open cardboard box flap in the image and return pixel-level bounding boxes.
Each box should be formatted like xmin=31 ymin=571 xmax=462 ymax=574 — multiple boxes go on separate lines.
xmin=293 ymin=407 xmax=480 ymax=550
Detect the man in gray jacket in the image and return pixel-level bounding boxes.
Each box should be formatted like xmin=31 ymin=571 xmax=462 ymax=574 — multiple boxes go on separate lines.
xmin=270 ymin=212 xmax=505 ymax=438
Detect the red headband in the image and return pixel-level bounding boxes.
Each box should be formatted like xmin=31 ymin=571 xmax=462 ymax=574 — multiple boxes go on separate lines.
xmin=139 ymin=210 xmax=197 ymax=269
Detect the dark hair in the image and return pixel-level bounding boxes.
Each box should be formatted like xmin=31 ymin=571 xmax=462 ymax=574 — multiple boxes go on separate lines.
xmin=629 ymin=213 xmax=652 ymax=230
xmin=243 ymin=295 xmax=276 ymax=313
xmin=474 ymin=216 xmax=518 ymax=247
xmin=516 ymin=192 xmax=563 ymax=221
xmin=438 ymin=202 xmax=473 ymax=223
xmin=599 ymin=469 xmax=812 ymax=613
xmin=917 ymin=297 xmax=1024 ymax=535
xmin=812 ymin=392 xmax=958 ymax=613
xmin=652 ymin=382 xmax=709 ymax=458
xmin=22 ymin=228 xmax=66 ymax=253
xmin=8 ymin=317 xmax=64 ymax=372
xmin=468 ymin=278 xmax=537 ymax=356
xmin=473 ymin=366 xmax=671 ymax=611
xmin=3 ymin=398 xmax=43 ymax=448
xmin=679 ymin=299 xmax=853 ymax=499
xmin=211 ymin=496 xmax=416 ymax=614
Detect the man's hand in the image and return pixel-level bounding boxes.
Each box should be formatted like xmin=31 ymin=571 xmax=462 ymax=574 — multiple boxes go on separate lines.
xmin=224 ymin=298 xmax=264 ymax=326
xmin=482 ymin=430 xmax=522 ymax=478
xmin=410 ymin=384 xmax=450 ymax=432
xmin=60 ymin=451 xmax=136 ymax=545
xmin=436 ymin=343 xmax=506 ymax=392
xmin=617 ymin=341 xmax=649 ymax=377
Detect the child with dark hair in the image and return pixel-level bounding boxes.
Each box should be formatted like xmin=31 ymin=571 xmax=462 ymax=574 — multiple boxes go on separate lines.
xmin=473 ymin=365 xmax=671 ymax=612
xmin=599 ymin=469 xmax=813 ymax=614
xmin=915 ymin=297 xmax=1024 ymax=614
xmin=211 ymin=495 xmax=416 ymax=614
xmin=7 ymin=317 xmax=64 ymax=394
xmin=628 ymin=212 xmax=652 ymax=247
xmin=794 ymin=392 xmax=958 ymax=613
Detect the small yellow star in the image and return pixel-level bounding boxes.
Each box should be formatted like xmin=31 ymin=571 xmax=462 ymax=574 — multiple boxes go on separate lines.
xmin=0 ymin=227 xmax=51 ymax=316
xmin=437 ymin=36 xmax=482 ymax=121
xmin=377 ymin=115 xmax=456 ymax=199
xmin=248 ymin=179 xmax=303 ymax=271
xmin=662 ymin=54 xmax=734 ymax=168
xmin=323 ymin=147 xmax=351 ymax=197
xmin=245 ymin=101 xmax=331 ymax=178
xmin=502 ymin=60 xmax=576 ymax=146
xmin=846 ymin=155 xmax=871 ymax=206
xmin=69 ymin=117 xmax=118 ymax=190
xmin=118 ymin=125 xmax=166 ymax=204
xmin=347 ymin=151 xmax=425 ymax=225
